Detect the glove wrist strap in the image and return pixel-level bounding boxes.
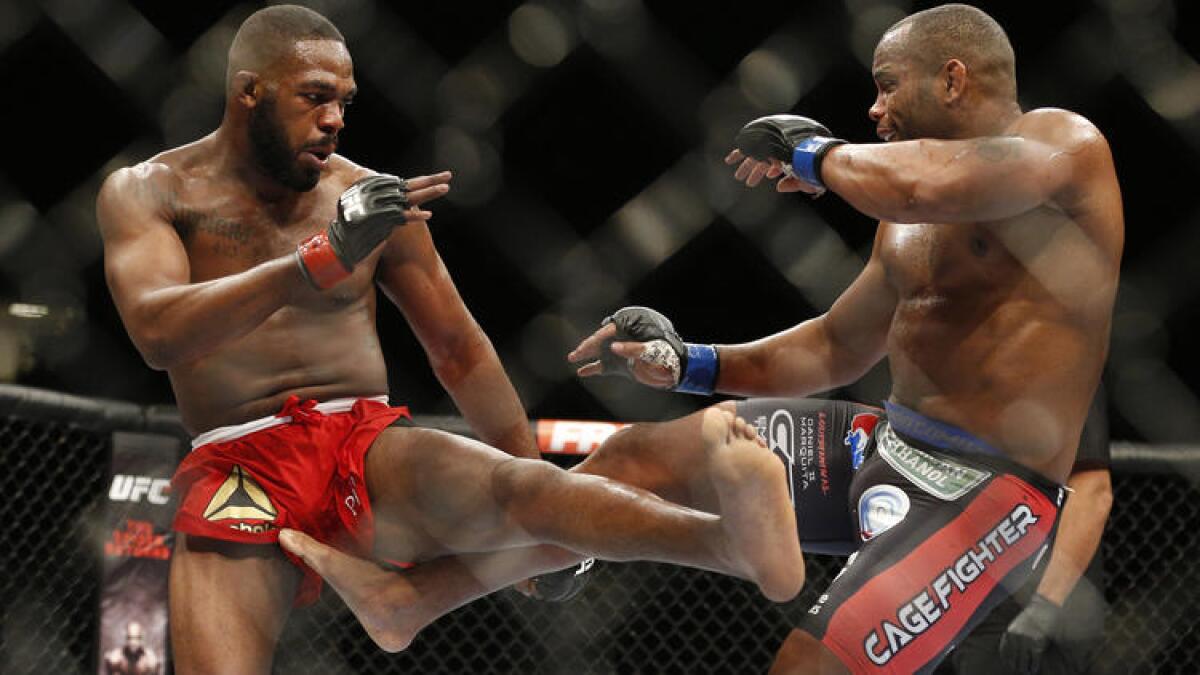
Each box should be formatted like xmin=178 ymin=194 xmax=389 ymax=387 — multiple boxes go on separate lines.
xmin=676 ymin=343 xmax=719 ymax=395
xmin=791 ymin=136 xmax=846 ymax=190
xmin=296 ymin=231 xmax=351 ymax=290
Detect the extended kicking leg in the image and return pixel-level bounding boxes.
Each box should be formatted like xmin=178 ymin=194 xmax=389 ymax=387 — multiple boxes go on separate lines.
xmin=280 ymin=408 xmax=803 ymax=650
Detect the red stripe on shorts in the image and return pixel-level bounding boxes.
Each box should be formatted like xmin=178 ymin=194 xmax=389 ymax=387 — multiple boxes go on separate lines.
xmin=824 ymin=475 xmax=1056 ymax=673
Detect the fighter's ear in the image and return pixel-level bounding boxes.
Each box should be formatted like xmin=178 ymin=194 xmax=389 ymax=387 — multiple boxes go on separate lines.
xmin=942 ymin=59 xmax=967 ymax=105
xmin=231 ymin=71 xmax=260 ymax=108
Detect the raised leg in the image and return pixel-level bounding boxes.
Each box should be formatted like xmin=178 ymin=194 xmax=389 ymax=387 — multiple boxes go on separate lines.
xmin=170 ymin=533 xmax=300 ymax=674
xmin=280 ymin=408 xmax=804 ymax=650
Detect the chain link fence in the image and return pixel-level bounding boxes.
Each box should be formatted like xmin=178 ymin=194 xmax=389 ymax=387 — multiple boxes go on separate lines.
xmin=1 ymin=386 xmax=1197 ymax=674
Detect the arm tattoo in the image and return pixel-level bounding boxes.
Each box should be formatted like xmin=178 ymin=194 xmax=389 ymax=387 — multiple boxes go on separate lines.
xmin=973 ymin=137 xmax=1019 ymax=163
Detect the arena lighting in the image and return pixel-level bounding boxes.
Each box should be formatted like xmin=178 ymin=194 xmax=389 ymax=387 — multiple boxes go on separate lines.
xmin=7 ymin=303 xmax=49 ymax=319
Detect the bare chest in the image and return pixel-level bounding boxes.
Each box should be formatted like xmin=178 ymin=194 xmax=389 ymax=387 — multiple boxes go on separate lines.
xmin=172 ymin=199 xmax=335 ymax=281
xmin=879 ymin=222 xmax=1016 ymax=301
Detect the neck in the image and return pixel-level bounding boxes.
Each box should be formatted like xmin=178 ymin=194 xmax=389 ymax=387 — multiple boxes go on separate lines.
xmin=213 ymin=114 xmax=300 ymax=205
xmin=957 ymin=97 xmax=1023 ymax=138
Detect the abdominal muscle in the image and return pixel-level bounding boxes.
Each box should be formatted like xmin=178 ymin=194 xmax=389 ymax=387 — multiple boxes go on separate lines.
xmin=168 ymin=302 xmax=391 ymax=436
xmin=886 ymin=297 xmax=1101 ymax=483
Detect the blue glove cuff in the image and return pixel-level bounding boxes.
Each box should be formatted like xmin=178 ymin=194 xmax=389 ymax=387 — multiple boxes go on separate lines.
xmin=791 ymin=136 xmax=839 ymax=189
xmin=676 ymin=343 xmax=719 ymax=395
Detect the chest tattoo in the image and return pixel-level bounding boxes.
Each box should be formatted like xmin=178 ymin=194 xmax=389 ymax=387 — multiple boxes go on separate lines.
xmin=176 ymin=209 xmax=253 ymax=257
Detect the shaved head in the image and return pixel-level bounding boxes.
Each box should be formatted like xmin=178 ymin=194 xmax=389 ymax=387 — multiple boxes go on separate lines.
xmin=881 ymin=4 xmax=1016 ymax=100
xmin=227 ymin=4 xmax=345 ymax=90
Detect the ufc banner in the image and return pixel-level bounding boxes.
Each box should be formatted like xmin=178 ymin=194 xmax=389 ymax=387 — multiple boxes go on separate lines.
xmin=99 ymin=431 xmax=180 ymax=675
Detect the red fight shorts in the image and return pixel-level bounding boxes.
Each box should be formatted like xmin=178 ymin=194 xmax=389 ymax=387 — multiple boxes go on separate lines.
xmin=171 ymin=395 xmax=410 ymax=606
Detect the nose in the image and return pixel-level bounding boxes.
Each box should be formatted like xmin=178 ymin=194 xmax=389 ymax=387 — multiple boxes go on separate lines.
xmin=318 ymin=103 xmax=344 ymax=134
xmin=868 ymin=94 xmax=885 ymax=123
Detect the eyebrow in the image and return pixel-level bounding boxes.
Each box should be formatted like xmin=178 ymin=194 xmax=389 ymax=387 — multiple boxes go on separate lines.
xmin=298 ymin=80 xmax=357 ymax=98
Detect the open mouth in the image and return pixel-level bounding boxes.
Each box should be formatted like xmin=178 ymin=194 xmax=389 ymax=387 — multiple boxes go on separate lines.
xmin=300 ymin=146 xmax=333 ymax=167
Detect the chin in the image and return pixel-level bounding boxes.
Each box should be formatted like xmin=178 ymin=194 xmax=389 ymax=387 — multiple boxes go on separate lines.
xmin=288 ymin=168 xmax=322 ymax=192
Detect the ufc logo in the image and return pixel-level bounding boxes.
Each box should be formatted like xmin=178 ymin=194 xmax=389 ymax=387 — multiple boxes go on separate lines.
xmin=109 ymin=475 xmax=170 ymax=504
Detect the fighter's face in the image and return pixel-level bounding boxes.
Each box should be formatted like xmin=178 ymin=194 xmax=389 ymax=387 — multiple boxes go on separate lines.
xmin=248 ymin=39 xmax=356 ymax=192
xmin=868 ymin=30 xmax=945 ymax=142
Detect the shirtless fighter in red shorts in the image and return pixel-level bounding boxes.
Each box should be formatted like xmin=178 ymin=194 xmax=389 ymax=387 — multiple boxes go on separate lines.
xmin=96 ymin=6 xmax=802 ymax=673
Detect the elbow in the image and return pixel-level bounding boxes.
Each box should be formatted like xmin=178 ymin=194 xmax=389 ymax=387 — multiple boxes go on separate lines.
xmin=427 ymin=329 xmax=490 ymax=388
xmin=132 ymin=328 xmax=181 ymax=371
xmin=138 ymin=341 xmax=174 ymax=372
xmin=890 ymin=175 xmax=957 ymax=224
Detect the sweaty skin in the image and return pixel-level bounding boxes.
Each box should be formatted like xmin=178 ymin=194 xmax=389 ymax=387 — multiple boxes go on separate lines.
xmin=722 ymin=85 xmax=1122 ymax=485
xmin=98 ymin=23 xmax=805 ymax=673
xmin=104 ymin=146 xmax=389 ymax=433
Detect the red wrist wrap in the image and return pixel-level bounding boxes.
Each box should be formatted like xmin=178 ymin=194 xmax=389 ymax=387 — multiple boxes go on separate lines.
xmin=296 ymin=232 xmax=350 ymax=289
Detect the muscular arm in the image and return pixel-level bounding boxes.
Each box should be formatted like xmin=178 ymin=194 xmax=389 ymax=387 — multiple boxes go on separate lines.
xmin=1036 ymin=467 xmax=1112 ymax=605
xmin=820 ymin=111 xmax=1106 ymax=224
xmin=376 ymin=223 xmax=537 ymax=459
xmin=97 ymin=165 xmax=302 ymax=370
xmin=715 ymin=228 xmax=896 ymax=397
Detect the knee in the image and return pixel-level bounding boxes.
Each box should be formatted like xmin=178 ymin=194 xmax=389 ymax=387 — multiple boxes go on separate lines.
xmin=490 ymin=457 xmax=565 ymax=514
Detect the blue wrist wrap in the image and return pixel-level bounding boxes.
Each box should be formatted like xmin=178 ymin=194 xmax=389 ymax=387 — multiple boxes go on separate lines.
xmin=676 ymin=343 xmax=718 ymax=395
xmin=791 ymin=136 xmax=838 ymax=189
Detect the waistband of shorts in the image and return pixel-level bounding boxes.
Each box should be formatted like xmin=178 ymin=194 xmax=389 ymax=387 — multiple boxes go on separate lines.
xmin=884 ymin=401 xmax=1006 ymax=457
xmin=882 ymin=403 xmax=1064 ymax=497
xmin=190 ymin=395 xmax=390 ymax=450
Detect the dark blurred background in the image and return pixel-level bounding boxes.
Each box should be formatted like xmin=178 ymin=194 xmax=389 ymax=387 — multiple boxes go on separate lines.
xmin=0 ymin=0 xmax=1197 ymax=443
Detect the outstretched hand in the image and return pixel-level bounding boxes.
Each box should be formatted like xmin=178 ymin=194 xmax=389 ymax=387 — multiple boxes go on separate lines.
xmin=567 ymin=322 xmax=679 ymax=390
xmin=724 ymin=149 xmax=816 ymax=194
xmin=396 ymin=170 xmax=454 ymax=223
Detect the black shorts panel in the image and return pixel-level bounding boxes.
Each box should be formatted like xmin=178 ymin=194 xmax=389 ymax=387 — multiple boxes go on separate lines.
xmin=735 ymin=398 xmax=883 ymax=556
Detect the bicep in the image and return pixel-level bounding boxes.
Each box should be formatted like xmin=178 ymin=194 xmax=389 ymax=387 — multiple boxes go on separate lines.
xmin=829 ymin=133 xmax=1092 ymax=224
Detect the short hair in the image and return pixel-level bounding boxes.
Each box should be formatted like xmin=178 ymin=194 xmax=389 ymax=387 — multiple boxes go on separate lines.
xmin=226 ymin=5 xmax=345 ymax=88
xmin=884 ymin=4 xmax=1016 ymax=98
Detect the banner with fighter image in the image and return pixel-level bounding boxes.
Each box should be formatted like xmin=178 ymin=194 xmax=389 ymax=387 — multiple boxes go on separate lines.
xmin=99 ymin=431 xmax=180 ymax=675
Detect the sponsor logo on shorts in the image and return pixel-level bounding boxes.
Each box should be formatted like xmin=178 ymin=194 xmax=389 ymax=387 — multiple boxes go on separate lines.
xmin=877 ymin=424 xmax=990 ymax=501
xmin=344 ymin=475 xmax=362 ymax=518
xmin=861 ymin=503 xmax=1041 ymax=666
xmin=858 ymin=484 xmax=910 ymax=541
xmin=844 ymin=412 xmax=879 ymax=471
xmin=766 ymin=410 xmax=797 ymax=505
xmin=109 ymin=475 xmax=170 ymax=505
xmin=202 ymin=465 xmax=278 ymax=527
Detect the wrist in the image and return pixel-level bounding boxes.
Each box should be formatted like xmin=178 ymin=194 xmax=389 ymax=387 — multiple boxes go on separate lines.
xmin=791 ymin=137 xmax=846 ymax=190
xmin=675 ymin=343 xmax=719 ymax=395
xmin=296 ymin=231 xmax=351 ymax=290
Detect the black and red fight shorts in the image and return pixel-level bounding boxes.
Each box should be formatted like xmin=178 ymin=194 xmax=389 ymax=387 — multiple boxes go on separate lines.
xmin=797 ymin=401 xmax=1066 ymax=673
xmin=171 ymin=395 xmax=410 ymax=606
xmin=735 ymin=398 xmax=883 ymax=556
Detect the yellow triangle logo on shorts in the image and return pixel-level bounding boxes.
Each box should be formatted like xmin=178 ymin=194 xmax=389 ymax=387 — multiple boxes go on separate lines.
xmin=202 ymin=465 xmax=278 ymax=521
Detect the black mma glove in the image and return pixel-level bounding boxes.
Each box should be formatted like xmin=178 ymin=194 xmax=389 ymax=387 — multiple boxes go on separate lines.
xmin=527 ymin=558 xmax=596 ymax=603
xmin=600 ymin=306 xmax=719 ymax=395
xmin=296 ymin=174 xmax=410 ymax=289
xmin=999 ymin=593 xmax=1064 ymax=674
xmin=734 ymin=115 xmax=846 ymax=192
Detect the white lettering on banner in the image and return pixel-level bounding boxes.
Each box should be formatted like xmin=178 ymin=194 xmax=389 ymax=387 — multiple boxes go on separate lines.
xmin=542 ymin=421 xmax=626 ymax=454
xmin=109 ymin=475 xmax=170 ymax=505
xmin=859 ymin=504 xmax=1040 ymax=666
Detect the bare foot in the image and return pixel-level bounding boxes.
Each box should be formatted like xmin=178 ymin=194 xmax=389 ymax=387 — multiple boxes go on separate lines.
xmin=278 ymin=529 xmax=424 ymax=652
xmin=701 ymin=408 xmax=806 ymax=602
